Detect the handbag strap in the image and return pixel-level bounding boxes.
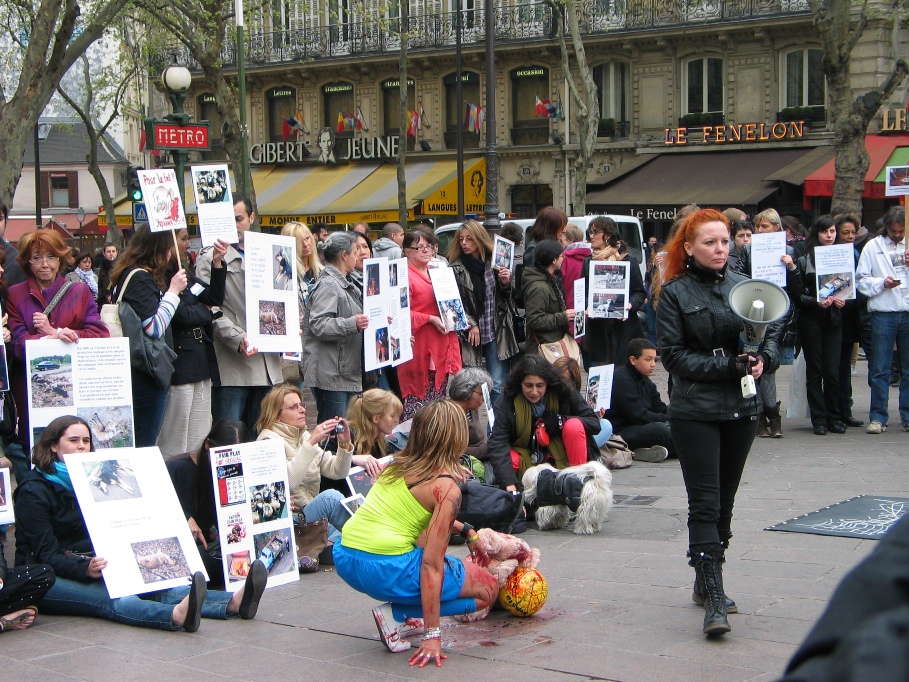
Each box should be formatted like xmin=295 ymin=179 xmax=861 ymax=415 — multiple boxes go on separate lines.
xmin=114 ymin=268 xmax=143 ymax=305
xmin=43 ymin=280 xmax=76 ymax=316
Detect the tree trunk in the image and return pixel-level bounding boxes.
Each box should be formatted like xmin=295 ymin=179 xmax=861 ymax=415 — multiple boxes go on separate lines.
xmin=397 ymin=3 xmax=409 ymax=227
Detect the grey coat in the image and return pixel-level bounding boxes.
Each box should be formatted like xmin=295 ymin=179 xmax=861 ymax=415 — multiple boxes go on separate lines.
xmin=302 ymin=264 xmax=364 ymax=392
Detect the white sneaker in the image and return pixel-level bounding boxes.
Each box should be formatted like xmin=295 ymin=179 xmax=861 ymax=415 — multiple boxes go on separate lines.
xmin=372 ymin=603 xmax=412 ymax=652
xmin=866 ymin=421 xmax=886 ymax=434
xmin=632 ymin=445 xmax=669 ymax=462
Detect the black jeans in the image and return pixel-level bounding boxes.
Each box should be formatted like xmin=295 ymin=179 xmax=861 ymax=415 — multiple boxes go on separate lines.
xmin=671 ymin=417 xmax=757 ymax=550
xmin=799 ymin=315 xmax=843 ymax=427
xmin=618 ymin=422 xmax=675 ymax=456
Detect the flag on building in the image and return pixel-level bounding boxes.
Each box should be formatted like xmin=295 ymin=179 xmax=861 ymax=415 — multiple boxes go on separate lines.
xmin=337 ymin=110 xmax=356 ymax=134
xmin=556 ymin=96 xmax=564 ymax=121
xmin=356 ymin=106 xmax=369 ymax=132
xmin=282 ymin=111 xmax=309 ymax=140
xmin=407 ymin=109 xmax=419 ymax=138
xmin=535 ymin=96 xmax=558 ymax=118
xmin=465 ymin=103 xmax=484 ymax=132
xmin=418 ymin=100 xmax=431 ymax=128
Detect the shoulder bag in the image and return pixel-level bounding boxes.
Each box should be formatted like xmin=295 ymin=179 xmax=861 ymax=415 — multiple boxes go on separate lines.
xmin=456 ymin=480 xmax=525 ymax=533
xmin=538 ymin=333 xmax=581 ymax=365
xmin=294 ymin=516 xmax=329 ymax=573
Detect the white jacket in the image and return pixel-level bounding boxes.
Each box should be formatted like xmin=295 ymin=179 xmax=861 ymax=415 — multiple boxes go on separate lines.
xmin=856 ymin=235 xmax=909 ymax=312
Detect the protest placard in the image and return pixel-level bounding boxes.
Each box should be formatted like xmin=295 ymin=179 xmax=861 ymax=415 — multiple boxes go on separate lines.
xmin=814 ymin=243 xmax=856 ymax=302
xmin=481 ymin=382 xmax=495 ymax=430
xmin=585 ymin=364 xmax=615 ymax=412
xmin=428 ymin=266 xmax=469 ymax=331
xmin=190 ymin=164 xmax=239 ymax=246
xmin=209 ymin=439 xmax=298 ymax=591
xmin=244 ymin=231 xmax=302 ymax=353
xmin=750 ymin=232 xmax=787 ymax=287
xmin=588 ymin=261 xmax=630 ymax=320
xmin=346 ymin=455 xmax=394 ymax=498
xmin=573 ymin=279 xmax=586 ymax=338
xmin=362 ymin=257 xmax=392 ymax=372
xmin=25 ymin=338 xmax=134 ymax=451
xmin=885 ymin=165 xmax=909 ymax=196
xmin=138 ymin=169 xmax=187 ymax=233
xmin=0 ymin=468 xmax=13 ymax=524
xmin=388 ymin=258 xmax=414 ymax=366
xmin=493 ymin=235 xmax=515 ymax=272
xmin=65 ymin=448 xmax=208 ymax=599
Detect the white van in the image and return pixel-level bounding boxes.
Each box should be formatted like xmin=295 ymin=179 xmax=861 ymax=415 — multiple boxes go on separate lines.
xmin=435 ymin=214 xmax=646 ymax=276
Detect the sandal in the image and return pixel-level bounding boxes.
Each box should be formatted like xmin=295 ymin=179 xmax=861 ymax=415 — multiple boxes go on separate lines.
xmin=0 ymin=606 xmax=38 ymax=632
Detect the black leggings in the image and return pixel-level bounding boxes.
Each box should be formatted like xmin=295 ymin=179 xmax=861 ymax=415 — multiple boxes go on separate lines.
xmin=671 ymin=417 xmax=758 ymax=550
xmin=0 ymin=564 xmax=55 ymax=616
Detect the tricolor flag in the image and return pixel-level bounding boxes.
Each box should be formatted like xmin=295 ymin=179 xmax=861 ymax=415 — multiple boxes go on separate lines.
xmin=407 ymin=109 xmax=419 ymax=138
xmin=336 ymin=110 xmax=356 ymax=134
xmin=282 ymin=111 xmax=309 ymax=140
xmin=535 ymin=96 xmax=558 ymax=118
xmin=465 ymin=103 xmax=485 ymax=132
xmin=418 ymin=100 xmax=430 ymax=128
xmin=556 ymin=96 xmax=564 ymax=121
xmin=356 ymin=106 xmax=369 ymax=132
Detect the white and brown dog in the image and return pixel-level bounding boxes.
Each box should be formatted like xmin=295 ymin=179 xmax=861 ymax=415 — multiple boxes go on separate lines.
xmin=522 ymin=461 xmax=613 ymax=535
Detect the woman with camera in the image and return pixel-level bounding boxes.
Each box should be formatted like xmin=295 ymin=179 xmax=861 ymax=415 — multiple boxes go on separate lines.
xmin=655 ymin=208 xmax=781 ymax=637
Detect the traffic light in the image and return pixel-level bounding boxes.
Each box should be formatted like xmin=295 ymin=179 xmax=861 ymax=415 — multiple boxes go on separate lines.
xmin=127 ymin=165 xmax=144 ymax=202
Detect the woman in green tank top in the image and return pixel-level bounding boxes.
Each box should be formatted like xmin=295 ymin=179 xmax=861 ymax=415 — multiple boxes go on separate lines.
xmin=335 ymin=400 xmax=498 ymax=667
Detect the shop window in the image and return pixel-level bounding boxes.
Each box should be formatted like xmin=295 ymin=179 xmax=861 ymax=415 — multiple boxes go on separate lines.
xmin=267 ymin=85 xmax=297 ymax=142
xmin=511 ymin=66 xmax=550 ymax=146
xmin=197 ymin=93 xmax=226 ymax=160
xmin=593 ymin=62 xmax=630 ymax=136
xmin=382 ymin=77 xmax=416 ymax=136
xmin=784 ymin=48 xmax=825 ymax=108
xmin=683 ymin=57 xmax=724 ymax=122
xmin=444 ymin=71 xmax=480 ymax=149
xmin=40 ymin=171 xmax=78 ymax=208
xmin=323 ymin=81 xmax=355 ymax=139
xmin=511 ymin=184 xmax=553 ymax=219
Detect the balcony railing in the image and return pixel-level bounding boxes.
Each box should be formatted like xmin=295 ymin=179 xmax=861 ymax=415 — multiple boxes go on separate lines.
xmin=169 ymin=0 xmax=811 ymax=69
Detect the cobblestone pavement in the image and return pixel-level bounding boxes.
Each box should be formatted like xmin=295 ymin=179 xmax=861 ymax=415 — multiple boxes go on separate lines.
xmin=3 ymin=359 xmax=905 ymax=681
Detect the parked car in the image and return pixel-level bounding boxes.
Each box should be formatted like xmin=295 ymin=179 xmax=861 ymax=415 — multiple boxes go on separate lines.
xmin=34 ymin=360 xmax=61 ymax=371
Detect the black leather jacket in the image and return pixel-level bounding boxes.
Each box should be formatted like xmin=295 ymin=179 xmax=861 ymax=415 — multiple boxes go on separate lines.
xmin=656 ymin=262 xmax=781 ymax=421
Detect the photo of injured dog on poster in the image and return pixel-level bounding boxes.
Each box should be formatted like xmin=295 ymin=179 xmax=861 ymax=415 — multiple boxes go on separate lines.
xmin=244 ymin=231 xmax=301 ymax=354
xmin=65 ymin=447 xmax=208 ymax=599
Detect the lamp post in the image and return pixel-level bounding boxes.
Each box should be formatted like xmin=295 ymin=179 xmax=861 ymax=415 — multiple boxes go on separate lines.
xmin=161 ymin=64 xmax=193 ymax=208
xmin=483 ymin=0 xmax=499 ymax=231
xmin=235 ymin=0 xmax=250 ymax=196
xmin=76 ymin=206 xmax=86 ymax=252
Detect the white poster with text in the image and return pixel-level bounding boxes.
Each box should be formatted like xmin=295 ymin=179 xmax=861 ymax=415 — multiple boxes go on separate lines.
xmin=815 ymin=243 xmax=856 ymax=302
xmin=428 ymin=266 xmax=469 ymax=331
xmin=25 ymin=338 xmax=134 ymax=451
xmin=191 ymin=164 xmax=238 ymax=246
xmin=362 ymin=257 xmax=392 ymax=372
xmin=389 ymin=258 xmax=414 ymax=366
xmin=585 ymin=364 xmax=615 ymax=412
xmin=65 ymin=448 xmax=208 ymax=599
xmin=138 ymin=168 xmax=187 ymax=233
xmin=588 ymin=261 xmax=630 ymax=320
xmin=244 ymin=231 xmax=302 ymax=353
xmin=750 ymin=232 xmax=787 ymax=287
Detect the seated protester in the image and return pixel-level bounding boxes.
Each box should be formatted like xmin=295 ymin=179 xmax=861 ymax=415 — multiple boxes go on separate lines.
xmin=346 ymin=389 xmax=403 ymax=479
xmin=14 ymin=416 xmax=266 ymax=632
xmin=166 ymin=419 xmax=252 ymax=589
xmin=256 ymin=384 xmax=353 ymax=549
xmin=552 ymin=356 xmax=614 ymax=448
xmin=606 ymin=338 xmax=672 ymax=462
xmin=487 ymin=355 xmax=600 ymax=491
xmin=448 ymin=367 xmax=495 ymax=483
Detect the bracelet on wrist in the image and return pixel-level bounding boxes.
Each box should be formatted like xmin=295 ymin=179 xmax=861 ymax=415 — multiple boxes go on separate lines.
xmin=422 ymin=626 xmax=442 ymax=641
xmin=465 ymin=533 xmax=478 ymax=544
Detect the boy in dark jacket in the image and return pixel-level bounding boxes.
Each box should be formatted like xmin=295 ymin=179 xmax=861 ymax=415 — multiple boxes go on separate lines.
xmin=607 ymin=338 xmax=672 ymax=462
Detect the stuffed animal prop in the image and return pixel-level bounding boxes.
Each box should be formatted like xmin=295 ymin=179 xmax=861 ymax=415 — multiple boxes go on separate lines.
xmin=522 ymin=461 xmax=613 ymax=534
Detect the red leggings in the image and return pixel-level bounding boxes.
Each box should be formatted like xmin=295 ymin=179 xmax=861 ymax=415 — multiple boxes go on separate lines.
xmin=511 ymin=417 xmax=588 ymax=471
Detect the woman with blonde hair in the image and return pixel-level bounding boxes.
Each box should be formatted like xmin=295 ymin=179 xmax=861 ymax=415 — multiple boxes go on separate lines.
xmin=256 ymin=384 xmax=353 ymax=548
xmin=334 ymin=400 xmax=496 ymax=664
xmin=280 ymin=221 xmax=322 ymax=305
xmin=346 ymin=388 xmax=403 ymax=478
xmin=448 ymin=219 xmax=518 ymax=404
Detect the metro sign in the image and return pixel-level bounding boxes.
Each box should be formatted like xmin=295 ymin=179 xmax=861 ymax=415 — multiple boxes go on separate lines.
xmin=143 ymin=119 xmax=211 ymax=151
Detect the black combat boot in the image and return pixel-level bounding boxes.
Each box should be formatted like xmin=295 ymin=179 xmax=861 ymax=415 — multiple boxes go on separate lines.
xmin=689 ymin=548 xmax=731 ymax=635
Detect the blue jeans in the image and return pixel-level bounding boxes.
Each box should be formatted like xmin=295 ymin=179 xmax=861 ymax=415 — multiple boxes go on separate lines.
xmin=592 ymin=418 xmax=614 ymax=448
xmin=302 ymin=488 xmax=349 ymax=543
xmin=213 ymin=385 xmax=272 ymax=434
xmin=41 ymin=577 xmax=233 ymax=631
xmin=483 ymin=340 xmax=512 ymax=406
xmin=132 ymin=372 xmax=168 ymax=447
xmin=310 ymin=387 xmax=358 ymax=425
xmin=869 ymin=311 xmax=909 ymax=427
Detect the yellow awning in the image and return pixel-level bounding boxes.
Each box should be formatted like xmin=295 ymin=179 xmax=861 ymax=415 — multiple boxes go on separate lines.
xmin=420 ymin=158 xmax=486 ymax=215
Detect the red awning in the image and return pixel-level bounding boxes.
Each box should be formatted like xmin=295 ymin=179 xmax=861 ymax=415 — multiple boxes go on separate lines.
xmin=803 ymin=133 xmax=909 ymax=199
xmin=6 ymin=213 xmax=105 ymax=244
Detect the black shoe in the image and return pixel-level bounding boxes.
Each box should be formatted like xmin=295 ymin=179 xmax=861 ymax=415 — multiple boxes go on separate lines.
xmin=827 ymin=422 xmax=847 ymax=434
xmin=843 ymin=416 xmax=864 ymax=427
xmin=692 ymin=579 xmax=738 ymax=613
xmin=239 ymin=559 xmax=267 ymax=620
xmin=813 ymin=425 xmax=828 ymax=435
xmin=690 ymin=550 xmax=730 ymax=636
xmin=183 ymin=571 xmax=207 ymax=633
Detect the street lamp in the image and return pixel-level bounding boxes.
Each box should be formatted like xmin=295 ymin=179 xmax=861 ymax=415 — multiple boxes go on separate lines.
xmin=76 ymin=206 xmax=86 ymax=252
xmin=161 ymin=64 xmax=193 ymax=207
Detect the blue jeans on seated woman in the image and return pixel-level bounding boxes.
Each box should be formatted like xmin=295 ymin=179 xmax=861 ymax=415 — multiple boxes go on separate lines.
xmin=40 ymin=577 xmax=234 ymax=631
xmin=302 ymin=488 xmax=349 ymax=543
xmin=592 ymin=418 xmax=614 ymax=448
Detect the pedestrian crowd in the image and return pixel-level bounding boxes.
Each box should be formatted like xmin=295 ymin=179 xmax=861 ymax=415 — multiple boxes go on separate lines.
xmin=0 ymin=196 xmax=906 ymax=652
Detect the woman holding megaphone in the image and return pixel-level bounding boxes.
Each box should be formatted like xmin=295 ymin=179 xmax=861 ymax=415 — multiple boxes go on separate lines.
xmin=654 ymin=208 xmax=782 ymax=637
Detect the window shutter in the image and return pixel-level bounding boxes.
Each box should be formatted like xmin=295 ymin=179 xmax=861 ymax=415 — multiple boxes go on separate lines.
xmin=68 ymin=171 xmax=79 ymax=208
xmin=39 ymin=171 xmax=49 ymax=209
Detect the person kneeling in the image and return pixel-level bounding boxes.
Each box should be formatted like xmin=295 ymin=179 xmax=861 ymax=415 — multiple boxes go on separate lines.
xmin=607 ymin=338 xmax=673 ymax=463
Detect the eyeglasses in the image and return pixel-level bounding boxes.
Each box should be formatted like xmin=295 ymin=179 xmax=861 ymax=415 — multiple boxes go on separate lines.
xmin=281 ymin=402 xmax=304 ymax=412
xmin=30 ymin=254 xmax=60 ymax=264
xmin=458 ymin=236 xmax=475 ymax=243
xmin=408 ymin=244 xmax=432 ymax=251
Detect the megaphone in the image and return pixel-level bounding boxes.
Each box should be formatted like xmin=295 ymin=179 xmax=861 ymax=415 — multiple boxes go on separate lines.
xmin=728 ymin=279 xmax=790 ymax=354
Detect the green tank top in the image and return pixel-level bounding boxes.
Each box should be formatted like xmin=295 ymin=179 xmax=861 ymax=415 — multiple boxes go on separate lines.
xmin=341 ymin=476 xmax=432 ymax=555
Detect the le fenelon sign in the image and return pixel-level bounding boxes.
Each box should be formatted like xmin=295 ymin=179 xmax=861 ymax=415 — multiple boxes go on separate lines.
xmin=664 ymin=120 xmax=807 ymax=145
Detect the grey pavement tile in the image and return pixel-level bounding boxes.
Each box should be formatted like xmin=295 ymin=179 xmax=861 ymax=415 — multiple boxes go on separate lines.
xmin=660 ymin=630 xmax=796 ymax=672
xmin=25 ymin=645 xmax=233 ymax=681
xmin=753 ymin=597 xmax=830 ymax=622
xmin=0 ymin=627 xmax=92 ymax=661
xmin=0 ymin=656 xmax=84 ymax=681
xmin=727 ymin=613 xmax=815 ymax=646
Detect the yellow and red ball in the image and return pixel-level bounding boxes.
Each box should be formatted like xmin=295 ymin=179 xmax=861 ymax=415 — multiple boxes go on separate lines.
xmin=498 ymin=567 xmax=548 ymax=616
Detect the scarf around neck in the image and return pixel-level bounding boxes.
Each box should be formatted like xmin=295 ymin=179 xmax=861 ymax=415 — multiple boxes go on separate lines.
xmin=460 ymin=253 xmax=488 ymax=311
xmin=592 ymin=244 xmax=622 ymax=262
xmin=39 ymin=460 xmax=73 ymax=490
xmin=74 ymin=268 xmax=99 ymax=297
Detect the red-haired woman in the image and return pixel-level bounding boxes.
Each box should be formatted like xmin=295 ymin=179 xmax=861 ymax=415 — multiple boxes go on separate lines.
xmin=655 ymin=209 xmax=781 ymax=637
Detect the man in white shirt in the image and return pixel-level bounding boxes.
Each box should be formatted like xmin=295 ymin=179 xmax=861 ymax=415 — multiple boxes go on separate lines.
xmin=856 ymin=206 xmax=909 ymax=434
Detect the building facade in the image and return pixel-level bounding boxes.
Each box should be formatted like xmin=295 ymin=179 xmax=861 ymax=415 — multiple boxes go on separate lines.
xmin=169 ymin=0 xmax=909 ymax=238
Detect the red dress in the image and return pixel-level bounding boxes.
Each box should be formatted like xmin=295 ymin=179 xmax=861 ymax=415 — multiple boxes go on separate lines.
xmin=397 ymin=264 xmax=462 ymax=419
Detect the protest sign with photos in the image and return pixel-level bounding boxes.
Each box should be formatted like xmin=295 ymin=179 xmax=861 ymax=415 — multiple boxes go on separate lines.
xmin=388 ymin=258 xmax=414 ymax=366
xmin=191 ymin=164 xmax=239 ymax=246
xmin=492 ymin=235 xmax=515 ymax=272
xmin=585 ymin=364 xmax=615 ymax=412
xmin=137 ymin=169 xmax=187 ymax=233
xmin=362 ymin=257 xmax=392 ymax=372
xmin=428 ymin=266 xmax=469 ymax=331
xmin=587 ymin=261 xmax=630 ymax=320
xmin=814 ymin=243 xmax=857 ymax=302
xmin=244 ymin=231 xmax=301 ymax=353
xmin=0 ymin=468 xmax=13 ymax=524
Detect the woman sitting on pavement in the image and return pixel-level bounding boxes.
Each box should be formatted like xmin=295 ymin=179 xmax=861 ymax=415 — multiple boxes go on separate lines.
xmin=346 ymin=389 xmax=403 ymax=478
xmin=166 ymin=419 xmax=253 ymax=588
xmin=552 ymin=356 xmax=614 ymax=449
xmin=487 ymin=355 xmax=600 ymax=491
xmin=335 ymin=400 xmax=497 ymax=665
xmin=255 ymin=384 xmax=354 ymax=555
xmin=14 ymin=416 xmax=266 ymax=632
